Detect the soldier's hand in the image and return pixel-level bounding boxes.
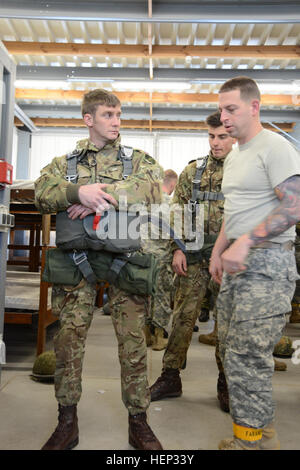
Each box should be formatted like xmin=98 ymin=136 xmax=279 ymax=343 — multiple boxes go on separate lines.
xmin=221 ymin=234 xmax=252 ymax=275
xmin=78 ymin=183 xmax=118 ymax=215
xmin=67 ymin=204 xmax=95 ymax=220
xmin=172 ymin=249 xmax=187 ymax=276
xmin=209 ymin=254 xmax=223 ymax=285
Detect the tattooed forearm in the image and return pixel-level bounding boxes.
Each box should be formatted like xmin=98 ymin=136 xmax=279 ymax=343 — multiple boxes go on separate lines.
xmin=249 ymin=174 xmax=300 ymax=244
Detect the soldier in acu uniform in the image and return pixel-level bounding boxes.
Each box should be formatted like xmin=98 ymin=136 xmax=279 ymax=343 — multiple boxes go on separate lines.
xmin=211 ymin=76 xmax=300 ymax=450
xmin=35 ymin=89 xmax=164 ymax=450
xmin=290 ymin=222 xmax=300 ymax=322
xmin=150 ymin=111 xmax=235 ymax=411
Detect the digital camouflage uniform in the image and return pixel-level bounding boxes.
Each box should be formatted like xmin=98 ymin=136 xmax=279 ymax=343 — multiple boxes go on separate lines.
xmin=35 ymin=136 xmax=164 ymax=416
xmin=142 ymin=192 xmax=174 ymax=332
xmin=217 ymin=247 xmax=298 ymax=428
xmin=162 ymin=152 xmax=225 ymax=371
xmin=292 ymin=224 xmax=300 ymax=304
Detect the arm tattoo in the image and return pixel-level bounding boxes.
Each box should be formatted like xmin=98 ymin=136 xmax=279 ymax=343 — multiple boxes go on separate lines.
xmin=249 ymin=174 xmax=300 ymax=244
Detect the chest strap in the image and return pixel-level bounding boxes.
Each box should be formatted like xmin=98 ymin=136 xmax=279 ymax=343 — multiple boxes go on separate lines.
xmin=118 ymin=145 xmax=134 ymax=179
xmin=65 ymin=145 xmax=134 ymax=183
xmin=190 ymin=156 xmax=209 ymax=205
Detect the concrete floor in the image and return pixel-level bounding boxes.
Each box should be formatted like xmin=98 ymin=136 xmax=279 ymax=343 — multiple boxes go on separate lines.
xmin=1 ymin=310 xmax=300 ymax=451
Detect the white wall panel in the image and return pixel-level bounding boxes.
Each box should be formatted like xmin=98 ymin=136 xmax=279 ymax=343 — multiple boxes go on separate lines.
xmin=157 ymin=135 xmax=210 ymax=176
xmin=30 ymin=132 xmax=88 ymax=180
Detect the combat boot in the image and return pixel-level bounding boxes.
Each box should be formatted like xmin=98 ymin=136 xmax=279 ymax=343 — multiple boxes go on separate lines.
xmin=41 ymin=404 xmax=79 ymax=450
xmin=217 ymin=372 xmax=229 ymax=413
xmin=219 ymin=423 xmax=262 ymax=450
xmin=198 ymin=321 xmax=217 ymax=346
xmin=274 ymin=359 xmax=287 ymax=371
xmin=152 ymin=327 xmax=168 ymax=351
xmin=290 ymin=303 xmax=300 ymax=323
xmin=218 ymin=436 xmax=260 ymax=450
xmin=198 ymin=307 xmax=209 ymax=322
xmin=128 ymin=412 xmax=163 ymax=450
xmin=259 ymin=422 xmax=280 ymax=450
xmin=150 ymin=368 xmax=182 ymax=401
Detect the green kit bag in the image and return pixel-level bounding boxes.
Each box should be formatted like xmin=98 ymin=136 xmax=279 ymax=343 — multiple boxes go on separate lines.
xmin=42 ymin=248 xmax=159 ymax=296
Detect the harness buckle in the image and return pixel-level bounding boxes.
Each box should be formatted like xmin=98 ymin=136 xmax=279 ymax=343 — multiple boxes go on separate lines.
xmin=72 ymin=250 xmax=88 ymax=266
xmin=65 ymin=174 xmax=78 ymax=183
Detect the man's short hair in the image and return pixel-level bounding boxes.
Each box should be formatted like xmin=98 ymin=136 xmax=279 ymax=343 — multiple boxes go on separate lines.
xmin=206 ymin=111 xmax=222 ymax=128
xmin=163 ymin=169 xmax=178 ymax=185
xmin=81 ymin=89 xmax=121 ymax=117
xmin=219 ymin=76 xmax=261 ymax=102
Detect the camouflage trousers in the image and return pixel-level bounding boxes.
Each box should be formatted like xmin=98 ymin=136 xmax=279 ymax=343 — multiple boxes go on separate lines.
xmin=292 ymin=239 xmax=300 ymax=304
xmin=162 ymin=262 xmax=221 ymax=371
xmin=146 ymin=259 xmax=174 ymax=331
xmin=52 ymin=279 xmax=150 ymax=416
xmin=217 ymin=247 xmax=298 ymax=429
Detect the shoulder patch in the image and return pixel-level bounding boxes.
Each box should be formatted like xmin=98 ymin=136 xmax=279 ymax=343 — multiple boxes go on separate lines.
xmin=144 ymin=154 xmax=157 ymax=165
xmin=133 ymin=148 xmax=157 ymax=165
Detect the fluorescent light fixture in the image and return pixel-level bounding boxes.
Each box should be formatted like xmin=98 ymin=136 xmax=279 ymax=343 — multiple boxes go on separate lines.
xmin=111 ymin=81 xmax=191 ymax=92
xmin=257 ymin=81 xmax=300 ymax=94
xmin=67 ymin=78 xmax=114 ymax=82
xmin=15 ymin=80 xmax=71 ymax=90
xmin=190 ymin=79 xmax=224 ymax=85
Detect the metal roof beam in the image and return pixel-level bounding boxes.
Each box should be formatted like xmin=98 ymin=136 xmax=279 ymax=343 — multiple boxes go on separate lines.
xmin=14 ymin=103 xmax=38 ymax=132
xmin=16 ymin=66 xmax=300 ymax=83
xmin=19 ymin=104 xmax=300 ymax=123
xmin=1 ymin=1 xmax=300 ymax=23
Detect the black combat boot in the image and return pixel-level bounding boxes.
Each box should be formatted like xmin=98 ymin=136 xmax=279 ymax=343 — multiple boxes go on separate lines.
xmin=198 ymin=307 xmax=209 ymax=322
xmin=150 ymin=368 xmax=182 ymax=402
xmin=217 ymin=372 xmax=229 ymax=413
xmin=41 ymin=404 xmax=79 ymax=450
xmin=129 ymin=412 xmax=163 ymax=450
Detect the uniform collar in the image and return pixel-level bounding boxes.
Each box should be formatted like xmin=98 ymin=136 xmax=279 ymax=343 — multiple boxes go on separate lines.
xmin=208 ymin=150 xmax=226 ymax=166
xmin=76 ymin=135 xmax=121 ymax=153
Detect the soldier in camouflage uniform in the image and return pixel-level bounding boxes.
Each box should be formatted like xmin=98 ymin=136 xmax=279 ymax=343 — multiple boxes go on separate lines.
xmin=142 ymin=169 xmax=178 ymax=351
xmin=150 ymin=111 xmax=235 ymax=410
xmin=290 ymin=223 xmax=300 ymax=322
xmin=35 ymin=89 xmax=164 ymax=451
xmin=210 ymin=77 xmax=300 ymax=450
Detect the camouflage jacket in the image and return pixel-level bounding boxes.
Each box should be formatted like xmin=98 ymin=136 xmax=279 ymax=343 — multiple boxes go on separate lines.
xmin=170 ymin=151 xmax=225 ymax=253
xmin=35 ymin=136 xmax=164 ymax=214
xmin=141 ymin=191 xmax=173 ymax=261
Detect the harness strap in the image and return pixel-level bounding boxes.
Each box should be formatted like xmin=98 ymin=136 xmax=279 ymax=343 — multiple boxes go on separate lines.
xmin=196 ymin=190 xmax=224 ymax=201
xmin=118 ymin=145 xmax=134 ymax=180
xmin=106 ymin=257 xmax=130 ymax=284
xmin=190 ymin=156 xmax=209 ymax=204
xmin=69 ymin=250 xmax=97 ymax=285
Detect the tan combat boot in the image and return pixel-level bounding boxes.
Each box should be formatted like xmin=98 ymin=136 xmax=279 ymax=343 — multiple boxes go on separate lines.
xmin=274 ymin=359 xmax=287 ymax=371
xmin=152 ymin=327 xmax=168 ymax=351
xmin=290 ymin=303 xmax=300 ymax=323
xmin=198 ymin=321 xmax=217 ymax=346
xmin=219 ymin=422 xmax=280 ymax=450
xmin=259 ymin=422 xmax=280 ymax=450
xmin=219 ymin=423 xmax=262 ymax=450
xmin=41 ymin=404 xmax=79 ymax=450
xmin=128 ymin=412 xmax=163 ymax=450
xmin=218 ymin=437 xmax=260 ymax=450
xmin=150 ymin=368 xmax=182 ymax=401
